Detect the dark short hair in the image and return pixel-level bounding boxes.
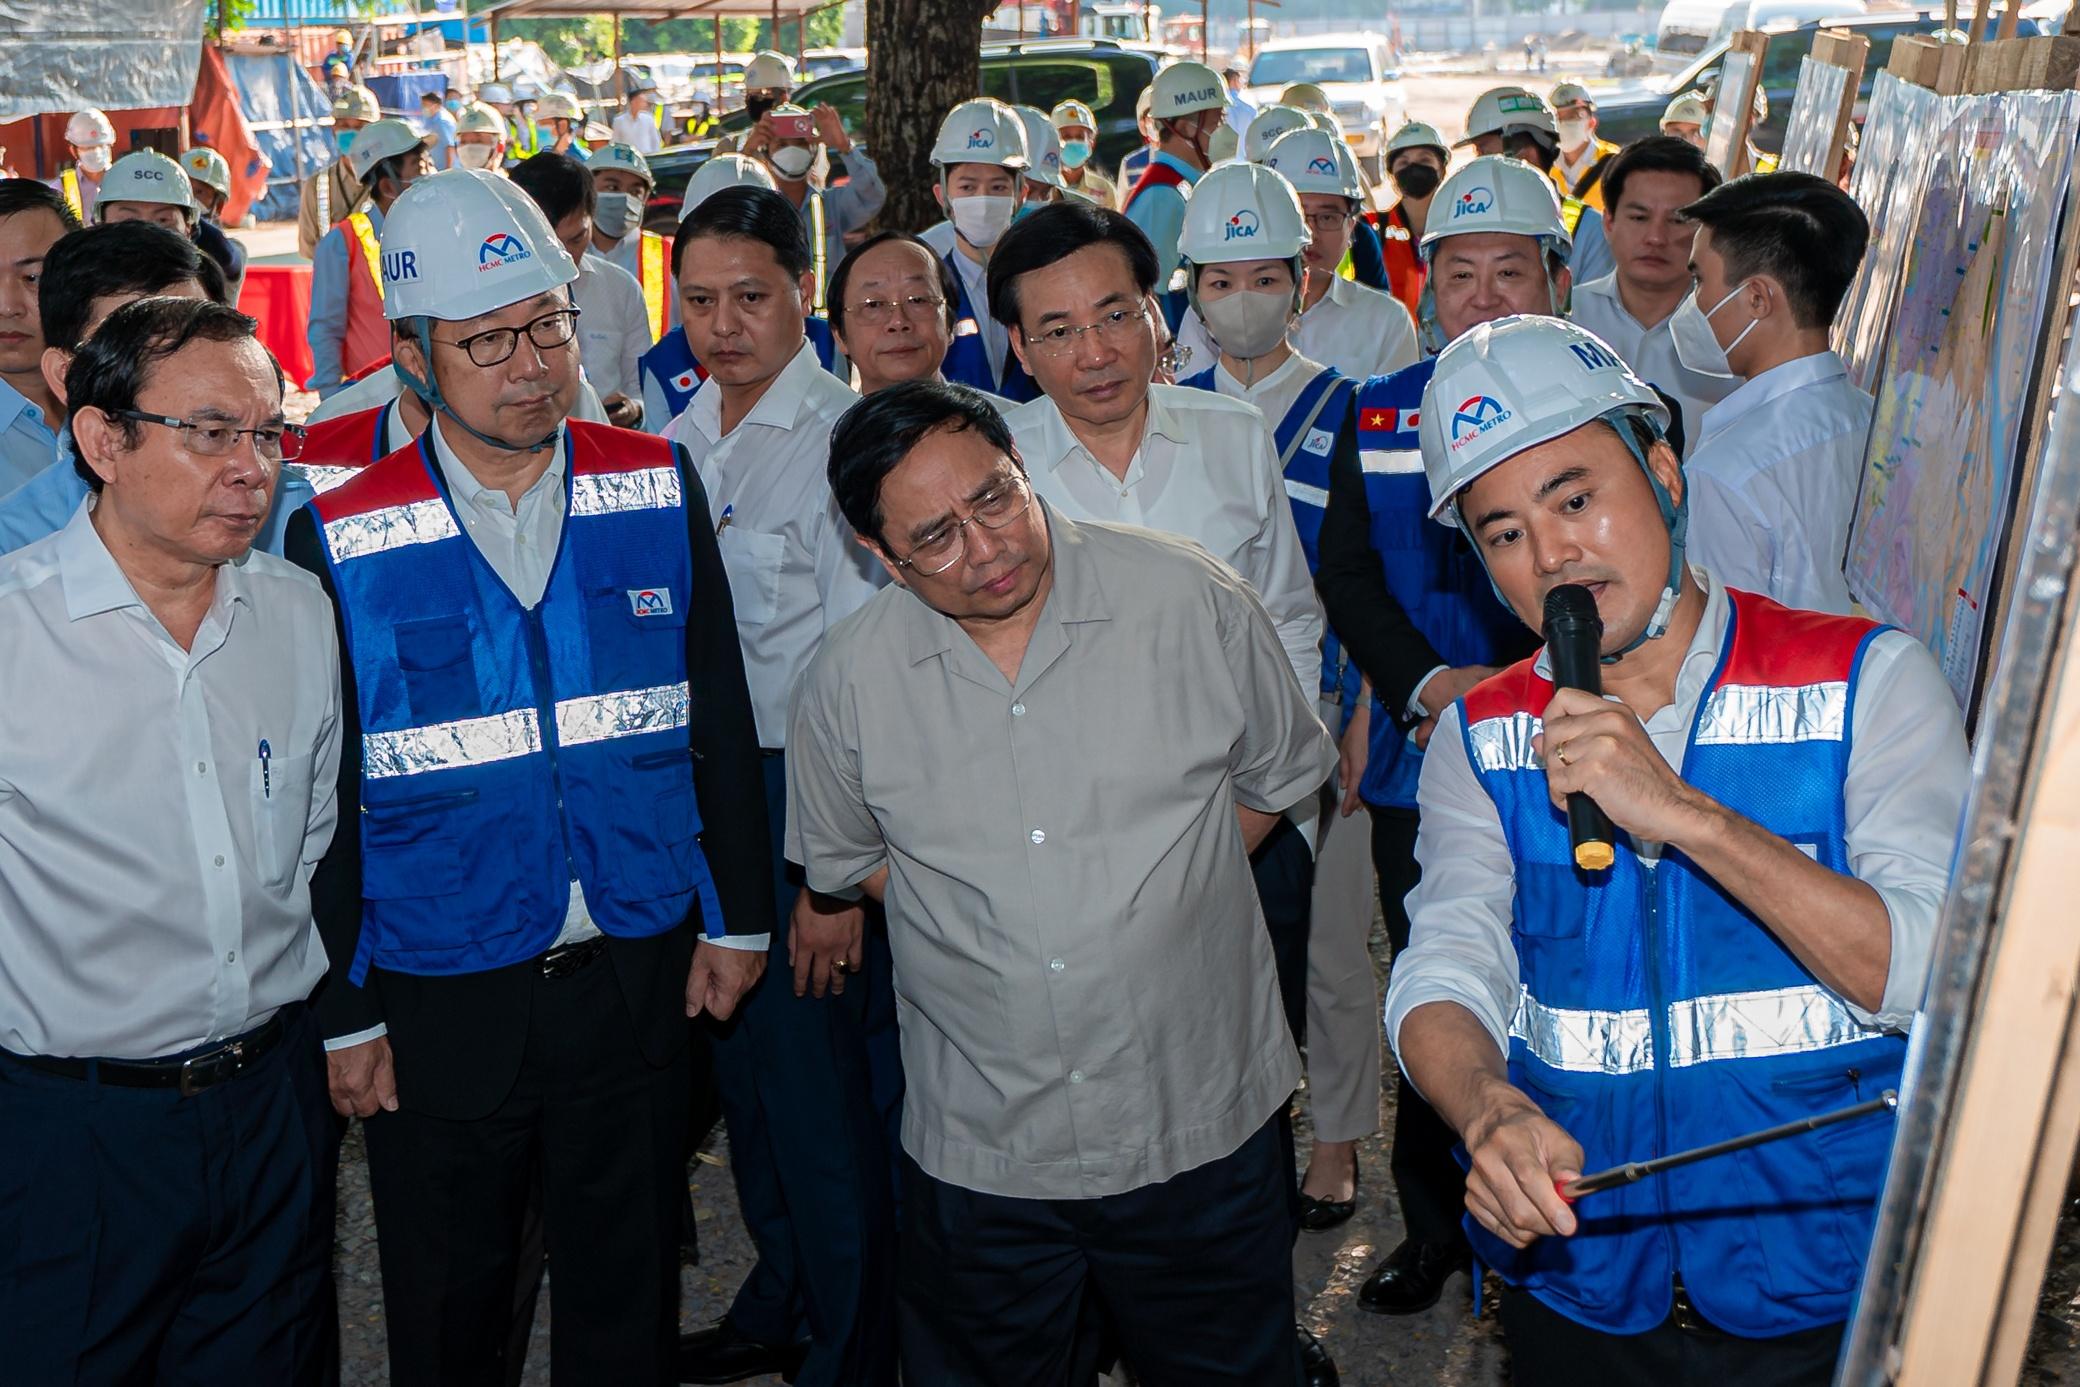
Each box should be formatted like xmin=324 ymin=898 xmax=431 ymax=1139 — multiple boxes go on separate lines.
xmin=674 ymin=184 xmax=811 ymax=280
xmin=986 ymin=199 xmax=1158 ymax=329
xmin=0 ymin=177 xmax=81 ymax=233
xmin=828 ymin=231 xmax=959 ymax=337
xmin=1601 ymin=135 xmax=1721 ymax=214
xmin=510 ymin=151 xmax=597 ymax=230
xmin=1680 ymin=170 xmax=1869 ymax=329
xmin=66 ymin=296 xmax=279 ymax=492
xmin=1503 ymin=128 xmax=1558 ymax=171
xmin=828 ymin=379 xmax=1018 ymax=547
xmin=40 ymin=222 xmax=218 ymax=353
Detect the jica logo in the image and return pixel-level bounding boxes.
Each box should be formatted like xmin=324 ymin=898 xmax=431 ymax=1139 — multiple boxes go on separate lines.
xmin=967 ymin=128 xmax=994 ymax=149
xmin=1223 ymin=209 xmax=1261 ymax=242
xmin=1453 ymin=186 xmax=1495 ymax=218
xmin=478 ymin=231 xmax=534 ymax=272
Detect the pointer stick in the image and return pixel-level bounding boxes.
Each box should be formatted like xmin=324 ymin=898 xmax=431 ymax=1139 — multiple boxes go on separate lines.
xmin=1556 ymin=1090 xmax=1898 ymax=1202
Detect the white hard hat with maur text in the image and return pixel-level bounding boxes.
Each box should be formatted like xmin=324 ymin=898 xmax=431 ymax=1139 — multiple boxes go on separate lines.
xmin=1178 ymin=160 xmax=1308 ymax=264
xmin=377 ymin=168 xmax=578 ymax=322
xmin=1152 ymin=61 xmax=1229 ymax=120
xmin=1264 ymin=127 xmax=1362 ymax=200
xmin=1420 ymin=155 xmax=1572 ymax=262
xmin=932 ymin=98 xmax=1030 ymax=170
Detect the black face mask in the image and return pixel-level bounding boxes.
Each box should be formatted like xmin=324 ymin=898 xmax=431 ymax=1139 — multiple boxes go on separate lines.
xmin=1392 ymin=162 xmax=1442 ymax=200
xmin=746 ymin=94 xmax=780 ymax=123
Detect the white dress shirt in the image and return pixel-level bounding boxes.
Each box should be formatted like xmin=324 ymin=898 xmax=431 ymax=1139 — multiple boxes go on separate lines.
xmin=307 ymin=364 xmax=612 ymax=428
xmin=1383 ymin=570 xmax=1969 ymax=1071
xmin=1176 ymin=272 xmax=1421 ymax=384
xmin=1201 ymin=350 xmax=1326 ymax=438
xmin=0 ymin=504 xmax=342 ymax=1057
xmin=1009 ymin=383 xmax=1324 ymax=699
xmin=1569 ymin=272 xmax=1737 ymax=457
xmin=612 ymin=109 xmax=663 ymax=155
xmin=1684 ymin=351 xmax=1875 ymax=616
xmin=665 ymin=339 xmax=886 ymax=746
xmin=571 ymin=251 xmax=654 ymax=402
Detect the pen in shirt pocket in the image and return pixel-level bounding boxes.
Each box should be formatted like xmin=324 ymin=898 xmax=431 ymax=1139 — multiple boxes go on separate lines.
xmin=259 ymin=739 xmax=271 ymax=799
xmin=716 ymin=503 xmax=734 ymax=537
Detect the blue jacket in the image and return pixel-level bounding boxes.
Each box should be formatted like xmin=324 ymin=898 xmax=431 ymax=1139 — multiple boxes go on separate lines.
xmin=1459 ymin=589 xmax=1905 ymax=1336
xmin=941 ymin=250 xmax=1038 ymax=403
xmin=308 ymin=422 xmax=726 ymax=982
xmin=1353 ymin=358 xmax=1522 ymax=808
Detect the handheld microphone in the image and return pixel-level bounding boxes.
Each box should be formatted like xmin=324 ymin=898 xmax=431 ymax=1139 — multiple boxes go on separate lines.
xmin=1543 ymin=584 xmax=1616 ymax=872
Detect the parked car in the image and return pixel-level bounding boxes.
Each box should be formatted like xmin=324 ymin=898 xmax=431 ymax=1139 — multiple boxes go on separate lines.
xmin=642 ymin=38 xmax=1163 ymax=232
xmin=1242 ymin=33 xmax=1405 ymax=179
xmin=1596 ymin=9 xmax=2042 ymax=153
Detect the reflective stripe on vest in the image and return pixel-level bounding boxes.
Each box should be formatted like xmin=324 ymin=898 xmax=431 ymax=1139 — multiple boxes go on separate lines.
xmin=347 ymin=211 xmax=383 ymax=300
xmin=639 ymin=231 xmax=668 ymax=341
xmin=941 ymin=251 xmax=1037 ymax=402
xmin=809 ymin=190 xmax=828 ymax=312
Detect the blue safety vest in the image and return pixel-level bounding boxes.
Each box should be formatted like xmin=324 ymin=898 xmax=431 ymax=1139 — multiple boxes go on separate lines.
xmin=638 ymin=319 xmax=843 ymax=428
xmin=941 ymin=250 xmax=1038 ymax=403
xmin=1353 ymin=357 xmax=1522 ymax=809
xmin=1460 ymin=589 xmax=1905 ymax=1337
xmin=1180 ymin=362 xmax=1361 ymax=719
xmin=308 ymin=423 xmax=727 ymax=982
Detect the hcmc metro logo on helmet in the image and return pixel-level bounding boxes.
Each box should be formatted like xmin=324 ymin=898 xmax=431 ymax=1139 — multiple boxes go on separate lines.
xmin=1449 ymin=395 xmax=1513 ymax=450
xmin=478 ymin=231 xmax=535 ymax=272
xmin=967 ymin=128 xmax=995 ymax=149
xmin=1223 ymin=208 xmax=1261 ymax=241
xmin=1453 ymin=186 xmax=1495 ymax=218
xmin=1306 ymin=156 xmax=1338 ymax=175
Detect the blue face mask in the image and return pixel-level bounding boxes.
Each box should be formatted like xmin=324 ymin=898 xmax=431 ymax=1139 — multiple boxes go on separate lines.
xmin=1060 ymin=138 xmax=1093 ymax=169
xmin=445 ymin=97 xmax=462 ymax=113
xmin=336 ymin=130 xmax=356 ymax=157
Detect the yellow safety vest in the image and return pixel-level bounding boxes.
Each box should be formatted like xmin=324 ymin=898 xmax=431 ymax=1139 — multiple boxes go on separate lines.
xmin=1560 ymin=196 xmax=1586 ymax=237
xmin=347 ymin=211 xmax=384 ymax=300
xmin=509 ymin=118 xmax=542 ymax=158
xmin=60 ymin=169 xmax=82 ymax=222
xmin=638 ymin=230 xmax=668 ymax=341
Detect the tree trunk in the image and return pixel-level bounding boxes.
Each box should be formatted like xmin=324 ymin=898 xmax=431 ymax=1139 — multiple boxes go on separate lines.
xmin=865 ymin=0 xmax=999 ymax=232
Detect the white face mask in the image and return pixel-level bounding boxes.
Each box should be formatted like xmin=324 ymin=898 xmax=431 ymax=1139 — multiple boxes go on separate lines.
xmin=949 ymin=194 xmax=1018 ymax=250
xmin=769 ymin=145 xmax=814 ymax=180
xmin=1669 ymin=281 xmax=1759 ymax=379
xmin=77 ymin=145 xmax=113 ymax=175
xmin=1556 ymin=117 xmax=1592 ymax=150
xmin=1199 ymin=287 xmax=1292 ymax=362
xmin=457 ymin=144 xmax=498 ymax=171
xmin=593 ymin=190 xmax=639 ymax=239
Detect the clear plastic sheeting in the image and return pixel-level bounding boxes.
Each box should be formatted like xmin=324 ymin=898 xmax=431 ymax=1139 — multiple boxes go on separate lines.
xmin=1844 ymin=86 xmax=2080 ymax=711
xmin=0 ymin=0 xmax=208 ymax=119
xmin=1777 ymin=55 xmax=1850 ymax=175
xmin=1834 ymin=72 xmax=1951 ymax=391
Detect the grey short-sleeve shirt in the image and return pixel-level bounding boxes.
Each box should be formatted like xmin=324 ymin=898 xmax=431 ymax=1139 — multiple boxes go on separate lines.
xmin=786 ymin=508 xmax=1335 ymax=1199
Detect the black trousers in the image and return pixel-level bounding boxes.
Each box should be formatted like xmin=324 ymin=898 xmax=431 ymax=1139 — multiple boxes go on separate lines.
xmin=707 ymin=753 xmax=898 ymax=1386
xmin=0 ymin=1008 xmax=336 ymax=1385
xmin=1370 ymin=805 xmax=1470 ymax=1247
xmin=898 ymin=1116 xmax=1303 ymax=1387
xmin=363 ymin=952 xmax=687 ymax=1387
xmin=1500 ymin=1289 xmax=1844 ymax=1387
xmin=1252 ymin=813 xmax=1317 ymax=1051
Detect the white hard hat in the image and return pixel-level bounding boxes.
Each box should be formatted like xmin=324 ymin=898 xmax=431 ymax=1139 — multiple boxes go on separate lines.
xmin=1243 ymin=104 xmax=1310 ymax=163
xmin=1418 ymin=315 xmax=1668 ymax=525
xmin=480 ymin=82 xmax=515 ymax=106
xmin=684 ymin=152 xmax=777 ymax=209
xmin=1013 ymin=106 xmax=1064 ymax=188
xmin=347 ymin=118 xmax=434 ymax=184
xmin=1179 ymin=161 xmax=1308 ymax=264
xmin=586 ymin=142 xmax=654 ymax=186
xmin=534 ymin=91 xmax=583 ymax=123
xmin=743 ymin=50 xmax=796 ymax=90
xmin=332 ymin=85 xmax=381 ymax=124
xmin=1661 ymin=91 xmax=1709 ymax=128
xmin=1279 ymin=82 xmax=1332 ymax=114
xmin=1549 ymin=81 xmax=1594 ymax=113
xmin=1386 ymin=119 xmax=1450 ymax=162
xmin=931 ymin=97 xmax=1029 ymax=171
xmin=1151 ymin=61 xmax=1228 ymax=121
xmin=1263 ymin=127 xmax=1362 ymax=201
xmin=1462 ymin=86 xmax=1557 ymax=145
xmin=1207 ymin=123 xmax=1240 ymax=164
xmin=66 ymin=109 xmax=115 ymax=148
xmin=378 ymin=168 xmax=577 ymax=322
xmin=98 ymin=151 xmax=195 ymax=217
xmin=456 ymin=102 xmax=505 ymax=138
xmin=180 ymin=147 xmax=232 ymax=201
xmin=1050 ymin=99 xmax=1097 ymax=131
xmin=1421 ymin=155 xmax=1571 ymax=262
xmin=1306 ymin=109 xmax=1344 ymax=136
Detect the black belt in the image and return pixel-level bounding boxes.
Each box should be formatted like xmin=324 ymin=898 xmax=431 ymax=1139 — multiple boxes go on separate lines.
xmin=539 ymin=935 xmax=608 ymax=979
xmin=3 ymin=1007 xmax=292 ymax=1097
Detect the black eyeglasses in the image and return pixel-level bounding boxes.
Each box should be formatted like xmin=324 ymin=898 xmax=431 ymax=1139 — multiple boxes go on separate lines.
xmin=437 ymin=307 xmax=583 ymax=368
xmin=115 ymin=410 xmax=305 ymax=461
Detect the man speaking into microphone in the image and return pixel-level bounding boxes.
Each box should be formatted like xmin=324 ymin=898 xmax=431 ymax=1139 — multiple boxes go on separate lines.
xmin=1384 ymin=315 xmax=1969 ymax=1383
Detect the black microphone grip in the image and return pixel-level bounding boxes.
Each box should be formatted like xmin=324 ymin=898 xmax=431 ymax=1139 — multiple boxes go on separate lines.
xmin=1542 ymin=584 xmax=1616 ymax=872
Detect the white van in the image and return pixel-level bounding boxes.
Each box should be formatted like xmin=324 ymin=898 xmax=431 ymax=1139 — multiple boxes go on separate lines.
xmin=1657 ymin=0 xmax=1741 ymax=60
xmin=1708 ymin=0 xmax=1869 ymax=48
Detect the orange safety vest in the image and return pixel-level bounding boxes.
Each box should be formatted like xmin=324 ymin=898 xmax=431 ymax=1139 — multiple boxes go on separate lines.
xmin=638 ymin=230 xmax=668 ymax=341
xmin=1375 ymin=203 xmax=1426 ymax=323
xmin=341 ymin=211 xmax=392 ymax=382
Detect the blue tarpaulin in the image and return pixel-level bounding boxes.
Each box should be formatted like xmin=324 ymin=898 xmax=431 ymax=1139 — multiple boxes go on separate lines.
xmin=225 ymin=51 xmax=337 ymax=223
xmin=364 ymin=72 xmax=451 ymax=114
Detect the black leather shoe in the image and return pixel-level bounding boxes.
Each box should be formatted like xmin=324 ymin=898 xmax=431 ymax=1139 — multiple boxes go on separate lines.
xmin=1356 ymin=1237 xmax=1470 ymax=1316
xmin=677 ymin=1319 xmax=808 ymax=1385
xmin=1297 ymin=1156 xmax=1360 ymax=1232
xmin=1298 ymin=1324 xmax=1340 ymax=1387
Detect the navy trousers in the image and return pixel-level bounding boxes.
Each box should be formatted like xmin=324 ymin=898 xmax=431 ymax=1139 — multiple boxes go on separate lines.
xmin=707 ymin=753 xmax=898 ymax=1385
xmin=0 ymin=1008 xmax=336 ymax=1385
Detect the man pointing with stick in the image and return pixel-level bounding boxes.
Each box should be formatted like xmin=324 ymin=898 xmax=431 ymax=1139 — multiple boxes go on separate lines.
xmin=1385 ymin=315 xmax=1969 ymax=1383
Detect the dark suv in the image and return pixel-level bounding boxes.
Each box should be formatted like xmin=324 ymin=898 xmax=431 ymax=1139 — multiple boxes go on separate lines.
xmin=1593 ymin=11 xmax=2040 ymax=154
xmin=643 ymin=39 xmax=1163 ymax=230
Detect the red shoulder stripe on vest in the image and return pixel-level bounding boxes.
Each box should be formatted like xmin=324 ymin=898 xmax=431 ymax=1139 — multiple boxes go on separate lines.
xmin=1123 ymin=160 xmax=1188 ymax=210
xmin=312 ymin=436 xmax=440 ymax=522
xmin=296 ymin=405 xmax=384 ymax=472
xmin=567 ymin=418 xmax=675 ymax=475
xmin=1719 ymin=589 xmax=1881 ymax=686
xmin=1462 ymin=654 xmax=1552 ymax=723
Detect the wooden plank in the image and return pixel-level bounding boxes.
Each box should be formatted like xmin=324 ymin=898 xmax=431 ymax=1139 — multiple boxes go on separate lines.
xmin=1708 ymin=30 xmax=1771 ymax=176
xmin=1821 ymin=33 xmax=1869 ymax=181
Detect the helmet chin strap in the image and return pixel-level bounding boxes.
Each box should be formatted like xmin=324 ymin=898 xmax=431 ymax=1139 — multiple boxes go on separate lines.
xmin=1417 ymin=238 xmax=1565 ymax=358
xmin=399 ymin=319 xmax=561 ymax=456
